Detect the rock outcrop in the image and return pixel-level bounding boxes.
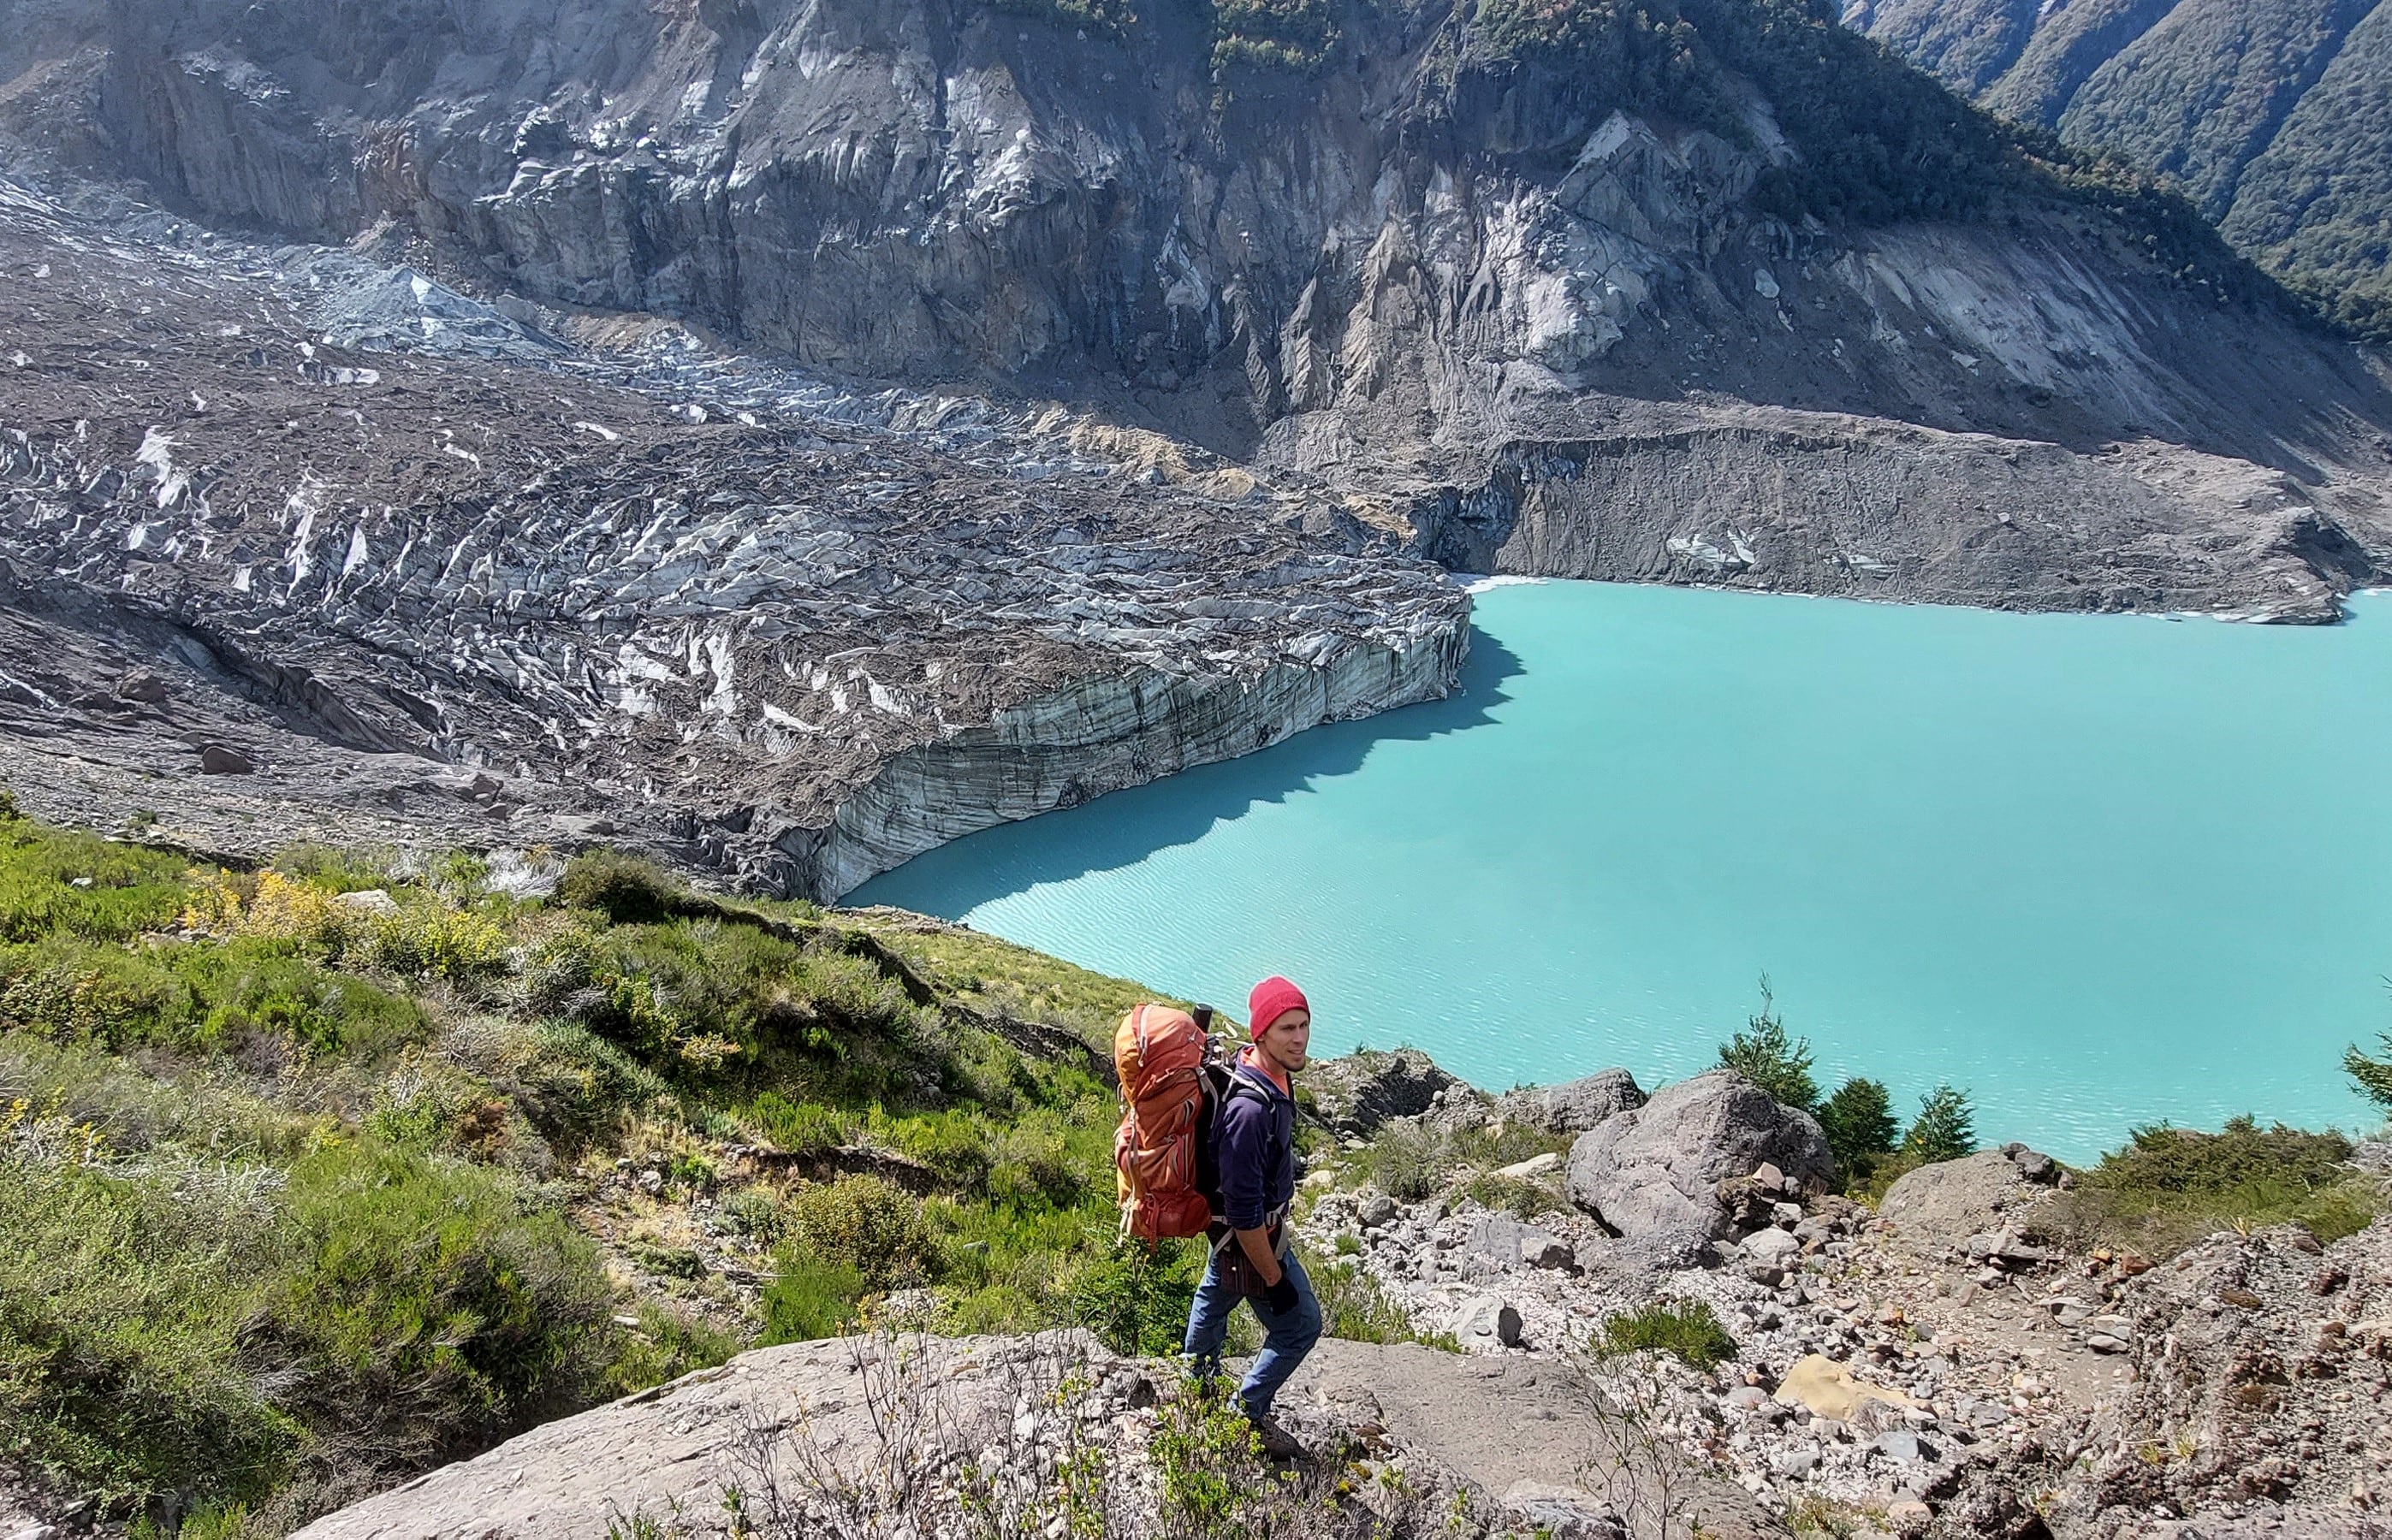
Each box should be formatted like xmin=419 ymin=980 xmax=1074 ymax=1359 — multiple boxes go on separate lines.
xmin=284 ymin=1330 xmax=1779 ymax=1540
xmin=1 ymin=0 xmax=2387 ymax=623
xmin=1501 ymin=1068 xmax=1647 ymax=1134
xmin=1878 ymin=1146 xmax=2063 ymax=1256
xmin=1564 ymin=1069 xmax=1836 ymax=1239
xmin=1303 ymin=1048 xmax=1469 ymax=1135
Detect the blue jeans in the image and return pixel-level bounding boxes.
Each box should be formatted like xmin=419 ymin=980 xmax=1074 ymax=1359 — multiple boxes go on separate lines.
xmin=1182 ymin=1245 xmax=1322 ymax=1421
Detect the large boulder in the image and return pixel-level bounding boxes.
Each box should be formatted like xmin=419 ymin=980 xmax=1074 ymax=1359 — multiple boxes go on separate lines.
xmin=1499 ymin=1069 xmax=1647 ymax=1134
xmin=1878 ymin=1148 xmax=2060 ymax=1257
xmin=1564 ymin=1070 xmax=1833 ymax=1239
xmin=1304 ymin=1048 xmax=1467 ymax=1135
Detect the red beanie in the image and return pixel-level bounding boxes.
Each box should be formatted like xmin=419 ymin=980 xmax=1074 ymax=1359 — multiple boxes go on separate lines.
xmin=1247 ymin=975 xmax=1309 ymax=1042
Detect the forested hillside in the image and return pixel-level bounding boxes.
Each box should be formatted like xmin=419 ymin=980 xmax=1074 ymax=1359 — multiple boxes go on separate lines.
xmin=1849 ymin=0 xmax=2392 ymax=336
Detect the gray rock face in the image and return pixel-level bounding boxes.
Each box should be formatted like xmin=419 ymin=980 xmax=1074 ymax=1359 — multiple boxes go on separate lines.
xmin=1303 ymin=1048 xmax=1463 ymax=1136
xmin=1564 ymin=1070 xmax=1836 ymax=1240
xmin=279 ymin=1333 xmax=1773 ymax=1540
xmin=6 ymin=0 xmax=2388 ymax=623
xmin=1469 ymin=1215 xmax=1575 ymax=1271
xmin=1501 ymin=1068 xmax=1647 ymax=1134
xmin=1878 ymin=1150 xmax=2057 ymax=1257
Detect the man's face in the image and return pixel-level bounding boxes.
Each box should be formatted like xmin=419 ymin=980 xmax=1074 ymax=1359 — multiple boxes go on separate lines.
xmin=1258 ymin=1009 xmax=1310 ymax=1074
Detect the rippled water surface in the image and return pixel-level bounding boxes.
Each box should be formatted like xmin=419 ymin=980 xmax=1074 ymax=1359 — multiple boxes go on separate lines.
xmin=854 ymin=582 xmax=2392 ymax=1159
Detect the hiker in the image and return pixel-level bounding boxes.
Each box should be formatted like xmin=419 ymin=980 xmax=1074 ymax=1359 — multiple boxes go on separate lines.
xmin=1183 ymin=974 xmax=1321 ymax=1454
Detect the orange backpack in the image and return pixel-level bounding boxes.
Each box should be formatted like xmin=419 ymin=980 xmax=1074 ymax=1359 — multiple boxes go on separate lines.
xmin=1113 ymin=1003 xmax=1232 ymax=1244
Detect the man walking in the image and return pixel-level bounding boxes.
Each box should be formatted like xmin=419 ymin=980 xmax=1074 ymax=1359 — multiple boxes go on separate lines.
xmin=1184 ymin=974 xmax=1321 ymax=1456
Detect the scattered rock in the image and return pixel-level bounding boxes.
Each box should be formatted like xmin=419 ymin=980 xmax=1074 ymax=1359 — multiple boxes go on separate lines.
xmin=1998 ymin=1142 xmax=2059 ymax=1184
xmin=1469 ymin=1216 xmax=1575 ymax=1270
xmin=1602 ymin=1226 xmax=1718 ymax=1276
xmin=1455 ymin=1295 xmax=1523 ymax=1351
xmin=334 ymin=888 xmax=402 ymax=916
xmin=1499 ymin=1069 xmax=1647 ymax=1134
xmin=1879 ymin=1151 xmax=2054 ymax=1255
xmin=1494 ymin=1151 xmax=1563 ymax=1182
xmin=115 ymin=667 xmax=168 ymax=704
xmin=2042 ymin=1295 xmax=2098 ymax=1328
xmin=1740 ymin=1228 xmax=1801 ymax=1269
xmin=1358 ymin=1194 xmax=1400 ymax=1229
xmin=1564 ymin=1070 xmax=1833 ymax=1239
xmin=1499 ymin=1484 xmax=1626 ymax=1540
xmin=1773 ymin=1354 xmax=1919 ymax=1422
xmin=1867 ymin=1429 xmax=1932 ymax=1464
xmin=196 ymin=742 xmax=253 ymax=774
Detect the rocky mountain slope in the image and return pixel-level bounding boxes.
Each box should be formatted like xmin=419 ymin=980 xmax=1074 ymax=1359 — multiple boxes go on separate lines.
xmin=5 ymin=0 xmax=2391 ymax=617
xmin=246 ymin=1043 xmax=2392 ymax=1540
xmin=1846 ymin=0 xmax=2392 ymax=339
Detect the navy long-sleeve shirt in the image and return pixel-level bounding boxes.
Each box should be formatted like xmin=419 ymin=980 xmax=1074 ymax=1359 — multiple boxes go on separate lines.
xmin=1213 ymin=1053 xmax=1296 ymax=1232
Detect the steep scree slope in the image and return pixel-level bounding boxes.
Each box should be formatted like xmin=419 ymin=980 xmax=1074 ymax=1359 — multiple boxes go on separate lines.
xmin=3 ymin=0 xmax=2389 ymax=615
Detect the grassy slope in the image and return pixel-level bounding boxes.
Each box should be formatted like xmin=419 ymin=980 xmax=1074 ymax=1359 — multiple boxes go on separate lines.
xmin=0 ymin=814 xmax=1441 ymax=1535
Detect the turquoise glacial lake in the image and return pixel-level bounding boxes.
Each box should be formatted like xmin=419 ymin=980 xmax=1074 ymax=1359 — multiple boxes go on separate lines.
xmin=854 ymin=581 xmax=2392 ymax=1160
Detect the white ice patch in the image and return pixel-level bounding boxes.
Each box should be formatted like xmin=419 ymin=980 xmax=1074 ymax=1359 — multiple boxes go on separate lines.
xmin=135 ymin=427 xmax=191 ymax=508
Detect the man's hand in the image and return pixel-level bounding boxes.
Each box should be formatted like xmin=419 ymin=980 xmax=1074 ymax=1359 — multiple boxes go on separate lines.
xmin=1262 ymin=1275 xmax=1301 ymax=1314
xmin=1233 ymin=1224 xmax=1282 ymax=1288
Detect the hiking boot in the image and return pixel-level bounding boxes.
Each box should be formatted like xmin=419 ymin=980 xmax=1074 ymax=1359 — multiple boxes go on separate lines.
xmin=1246 ymin=1412 xmax=1303 ymax=1459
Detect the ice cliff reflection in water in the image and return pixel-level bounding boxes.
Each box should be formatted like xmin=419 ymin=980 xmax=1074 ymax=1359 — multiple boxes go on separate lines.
xmin=854 ymin=581 xmax=2392 ymax=1160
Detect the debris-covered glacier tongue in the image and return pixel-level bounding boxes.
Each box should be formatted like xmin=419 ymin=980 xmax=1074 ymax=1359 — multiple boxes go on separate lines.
xmin=0 ymin=178 xmax=1469 ymax=896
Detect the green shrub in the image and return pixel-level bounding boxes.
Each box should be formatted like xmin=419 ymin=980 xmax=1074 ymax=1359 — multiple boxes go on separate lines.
xmin=747 ymin=1093 xmax=853 ymax=1156
xmin=270 ymin=844 xmax=395 ymax=894
xmin=1460 ymin=1170 xmax=1564 ymax=1217
xmin=0 ymin=1156 xmax=297 ymax=1507
xmin=1357 ymin=1122 xmax=1441 ymax=1202
xmin=177 ymin=939 xmax=424 ymax=1059
xmin=0 ymin=821 xmax=191 ymax=945
xmin=0 ymin=939 xmax=194 ymax=1050
xmin=1065 ymin=1242 xmax=1207 ymax=1358
xmin=1596 ymin=1296 xmax=1736 ymax=1370
xmin=0 ymin=1035 xmax=298 ymax=1158
xmin=2346 ymin=1032 xmax=2392 ymax=1113
xmin=991 ymin=0 xmax=1139 ymax=36
xmin=786 ymin=1174 xmax=932 ymax=1291
xmin=1718 ymin=981 xmax=1819 ymax=1111
xmin=722 ymin=1188 xmax=786 ymax=1243
xmin=1213 ymin=0 xmax=1339 ymax=73
xmin=554 ymin=852 xmax=691 ymax=926
xmin=358 ymin=903 xmax=509 ymax=983
xmin=599 ymin=1301 xmax=743 ymax=1401
xmin=1901 ymin=1085 xmax=1977 ymax=1163
xmin=257 ymin=1143 xmax=613 ymax=1477
xmin=1312 ymin=1257 xmax=1448 ymax=1348
xmin=984 ymin=1108 xmax=1088 ymax=1211
xmin=510 ymin=1019 xmax=673 ymax=1152
xmin=760 ymin=1255 xmax=868 ymax=1343
xmin=1818 ymin=1077 xmax=1898 ymax=1179
xmin=2037 ymin=1116 xmax=2383 ymax=1258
